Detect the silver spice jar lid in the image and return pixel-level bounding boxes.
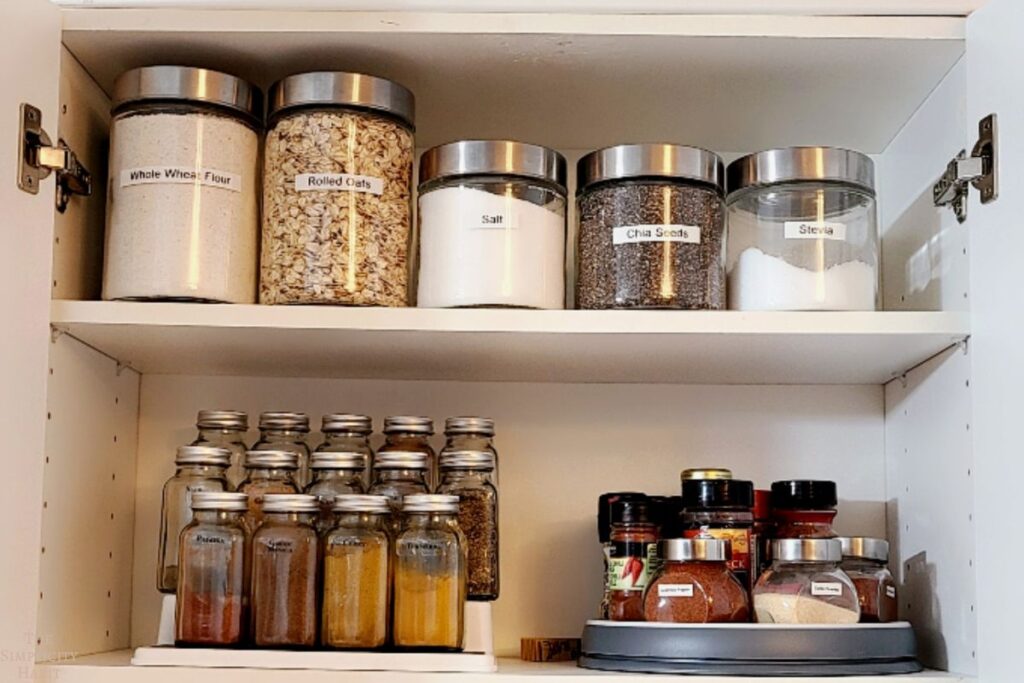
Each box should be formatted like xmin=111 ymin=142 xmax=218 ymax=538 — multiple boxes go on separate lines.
xmin=322 ymin=413 xmax=373 ymax=434
xmin=268 ymin=71 xmax=415 ymax=128
xmin=576 ymin=143 xmax=725 ymax=195
xmin=175 ymin=445 xmax=231 ymax=466
xmin=244 ymin=450 xmax=299 ymax=470
xmin=403 ymin=493 xmax=459 ymax=513
xmin=191 ymin=491 xmax=249 ymax=511
xmin=419 ymin=140 xmax=568 ymax=193
xmin=445 ymin=416 xmax=495 ymax=437
xmin=196 ymin=409 xmax=248 ymax=431
xmin=112 ymin=66 xmax=262 ymax=124
xmin=661 ymin=537 xmax=730 ymax=562
xmin=839 ymin=537 xmax=890 ymax=562
xmin=261 ymin=493 xmax=320 ymax=513
xmin=258 ymin=411 xmax=310 ymax=432
xmin=333 ymin=494 xmax=391 ymax=513
xmin=374 ymin=451 xmax=430 ymax=470
xmin=727 ymin=146 xmax=876 ymax=196
xmin=310 ymin=451 xmax=367 ymax=470
xmin=773 ymin=538 xmax=843 ymax=563
xmin=439 ymin=450 xmax=495 ymax=471
xmin=383 ymin=416 xmax=434 ymax=435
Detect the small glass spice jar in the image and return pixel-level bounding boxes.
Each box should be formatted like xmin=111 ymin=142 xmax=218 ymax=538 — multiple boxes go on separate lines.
xmin=158 ymin=445 xmax=231 ymax=593
xmin=379 ymin=416 xmax=436 ymax=486
xmin=771 ymin=480 xmax=838 ymax=538
xmin=253 ymin=411 xmax=311 ymax=488
xmin=190 ymin=410 xmax=249 ymax=488
xmin=175 ymin=492 xmax=249 ymax=647
xmin=393 ymin=494 xmax=467 ymax=650
xmin=682 ymin=478 xmax=755 ymax=591
xmin=441 ymin=416 xmax=498 ymax=478
xmin=840 ymin=537 xmax=898 ymax=623
xmin=643 ymin=538 xmax=749 ymax=623
xmin=607 ymin=497 xmax=659 ymax=621
xmin=576 ymin=144 xmax=726 ymax=310
xmin=237 ymin=450 xmax=300 ymax=531
xmin=305 ymin=452 xmax=367 ymax=533
xmin=437 ymin=450 xmax=499 ymax=600
xmin=369 ymin=450 xmax=431 ymax=534
xmin=322 ymin=495 xmax=392 ymax=649
xmin=315 ymin=413 xmax=374 ymax=476
xmin=250 ymin=494 xmax=320 ymax=648
xmin=753 ymin=538 xmax=860 ymax=624
xmin=417 ymin=140 xmax=567 ymax=309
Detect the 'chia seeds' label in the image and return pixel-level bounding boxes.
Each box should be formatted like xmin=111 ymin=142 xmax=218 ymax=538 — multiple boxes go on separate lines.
xmin=658 ymin=583 xmax=695 ymax=597
xmin=121 ymin=166 xmax=241 ymax=192
xmin=295 ymin=173 xmax=383 ymax=195
xmin=783 ymin=220 xmax=847 ymax=241
xmin=811 ymin=581 xmax=844 ymax=597
xmin=608 ymin=540 xmax=656 ymax=592
xmin=612 ymin=224 xmax=700 ymax=245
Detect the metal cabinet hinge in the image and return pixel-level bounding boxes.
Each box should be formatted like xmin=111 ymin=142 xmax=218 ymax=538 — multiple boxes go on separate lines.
xmin=17 ymin=103 xmax=92 ymax=212
xmin=933 ymin=113 xmax=998 ymax=224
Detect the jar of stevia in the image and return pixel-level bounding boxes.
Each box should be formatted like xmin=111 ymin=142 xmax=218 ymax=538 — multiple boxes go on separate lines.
xmin=104 ymin=66 xmax=261 ymax=303
xmin=643 ymin=538 xmax=749 ymax=623
xmin=261 ymin=72 xmax=415 ymax=306
xmin=839 ymin=537 xmax=898 ymax=623
xmin=576 ymin=144 xmax=726 ymax=310
xmin=753 ymin=538 xmax=860 ymax=624
xmin=726 ymin=147 xmax=879 ymax=311
xmin=417 ymin=140 xmax=567 ymax=309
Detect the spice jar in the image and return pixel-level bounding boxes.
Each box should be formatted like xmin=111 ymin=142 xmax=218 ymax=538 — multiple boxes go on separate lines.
xmin=441 ymin=416 xmax=498 ymax=480
xmin=322 ymin=495 xmax=392 ymax=648
xmin=379 ymin=416 xmax=436 ymax=486
xmin=771 ymin=480 xmax=838 ymax=538
xmin=607 ymin=497 xmax=659 ymax=621
xmin=753 ymin=539 xmax=860 ymax=624
xmin=261 ymin=72 xmax=415 ymax=306
xmin=752 ymin=489 xmax=774 ymax=583
xmin=253 ymin=411 xmax=311 ymax=488
xmin=103 ymin=66 xmax=260 ymax=303
xmin=726 ymin=147 xmax=879 ymax=311
xmin=250 ymin=494 xmax=320 ymax=648
xmin=237 ymin=450 xmax=299 ymax=531
xmin=393 ymin=494 xmax=467 ymax=650
xmin=643 ymin=538 xmax=749 ymax=623
xmin=190 ymin=410 xmax=249 ymax=488
xmin=682 ymin=478 xmax=755 ymax=590
xmin=597 ymin=492 xmax=646 ymax=619
xmin=840 ymin=537 xmax=898 ymax=623
xmin=305 ymin=452 xmax=367 ymax=533
xmin=437 ymin=450 xmax=499 ymax=600
xmin=577 ymin=144 xmax=726 ymax=310
xmin=315 ymin=413 xmax=374 ymax=476
xmin=158 ymin=446 xmax=231 ymax=593
xmin=175 ymin=492 xmax=249 ymax=646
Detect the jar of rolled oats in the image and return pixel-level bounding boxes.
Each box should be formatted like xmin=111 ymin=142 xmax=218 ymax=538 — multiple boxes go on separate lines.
xmin=261 ymin=72 xmax=415 ymax=306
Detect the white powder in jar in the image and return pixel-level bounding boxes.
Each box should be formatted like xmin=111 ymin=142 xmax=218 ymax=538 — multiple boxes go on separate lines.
xmin=103 ymin=111 xmax=259 ymax=303
xmin=728 ymin=247 xmax=877 ymax=311
xmin=754 ymin=592 xmax=860 ymax=624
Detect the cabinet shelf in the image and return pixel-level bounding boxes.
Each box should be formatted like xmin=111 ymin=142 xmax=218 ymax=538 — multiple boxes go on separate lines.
xmin=50 ymin=301 xmax=969 ymax=384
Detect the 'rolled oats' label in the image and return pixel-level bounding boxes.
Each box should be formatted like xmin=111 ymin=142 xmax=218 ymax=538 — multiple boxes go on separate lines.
xmin=121 ymin=166 xmax=241 ymax=192
xmin=295 ymin=173 xmax=384 ymax=195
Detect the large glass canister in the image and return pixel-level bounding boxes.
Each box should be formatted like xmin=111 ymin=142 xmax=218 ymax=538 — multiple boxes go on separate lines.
xmin=416 ymin=140 xmax=567 ymax=309
xmin=261 ymin=72 xmax=415 ymax=307
xmin=576 ymin=144 xmax=726 ymax=309
xmin=237 ymin=450 xmax=300 ymax=531
xmin=190 ymin=409 xmax=249 ymax=488
xmin=103 ymin=66 xmax=261 ymax=303
xmin=253 ymin=411 xmax=311 ymax=487
xmin=437 ymin=450 xmax=499 ymax=600
xmin=726 ymin=147 xmax=879 ymax=311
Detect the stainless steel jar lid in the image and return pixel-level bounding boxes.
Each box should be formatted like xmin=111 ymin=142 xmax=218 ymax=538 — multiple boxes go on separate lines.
xmin=403 ymin=493 xmax=459 ymax=513
xmin=419 ymin=140 xmax=567 ymax=193
xmin=310 ymin=451 xmax=367 ymax=470
xmin=175 ymin=445 xmax=231 ymax=466
xmin=333 ymin=494 xmax=391 ymax=513
xmin=773 ymin=538 xmax=843 ymax=563
xmin=661 ymin=537 xmax=730 ymax=562
xmin=374 ymin=451 xmax=429 ymax=470
xmin=439 ymin=450 xmax=495 ymax=471
xmin=383 ymin=416 xmax=434 ymax=435
xmin=191 ymin=491 xmax=249 ymax=511
xmin=445 ymin=416 xmax=495 ymax=437
xmin=112 ymin=66 xmax=262 ymax=123
xmin=839 ymin=536 xmax=890 ymax=562
xmin=727 ymin=146 xmax=876 ymax=195
xmin=322 ymin=413 xmax=373 ymax=434
xmin=576 ymin=143 xmax=725 ymax=195
xmin=262 ymin=493 xmax=320 ymax=513
xmin=258 ymin=411 xmax=310 ymax=432
xmin=244 ymin=450 xmax=299 ymax=469
xmin=268 ymin=71 xmax=415 ymax=128
xmin=196 ymin=409 xmax=248 ymax=431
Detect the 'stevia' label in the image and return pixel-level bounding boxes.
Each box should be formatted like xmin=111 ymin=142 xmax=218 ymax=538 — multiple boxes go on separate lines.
xmin=810 ymin=582 xmax=844 ymax=597
xmin=658 ymin=583 xmax=695 ymax=598
xmin=613 ymin=224 xmax=700 ymax=245
xmin=295 ymin=173 xmax=383 ymax=195
xmin=784 ymin=220 xmax=847 ymax=241
xmin=470 ymin=212 xmax=517 ymax=230
xmin=121 ymin=166 xmax=241 ymax=192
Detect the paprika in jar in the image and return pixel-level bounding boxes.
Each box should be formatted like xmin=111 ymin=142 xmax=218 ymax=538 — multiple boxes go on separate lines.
xmin=643 ymin=537 xmax=749 ymax=623
xmin=607 ymin=497 xmax=658 ymax=621
xmin=682 ymin=478 xmax=755 ymax=591
xmin=771 ymin=480 xmax=838 ymax=538
xmin=840 ymin=536 xmax=898 ymax=623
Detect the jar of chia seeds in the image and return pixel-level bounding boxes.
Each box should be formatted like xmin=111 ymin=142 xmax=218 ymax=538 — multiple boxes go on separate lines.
xmin=576 ymin=144 xmax=726 ymax=310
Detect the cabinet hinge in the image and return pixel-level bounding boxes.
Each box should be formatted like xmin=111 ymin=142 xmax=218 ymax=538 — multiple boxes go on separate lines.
xmin=17 ymin=103 xmax=92 ymax=213
xmin=933 ymin=113 xmax=998 ymax=224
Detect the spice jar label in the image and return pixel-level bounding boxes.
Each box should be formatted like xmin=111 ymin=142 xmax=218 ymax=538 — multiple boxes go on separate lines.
xmin=612 ymin=224 xmax=701 ymax=245
xmin=294 ymin=173 xmax=384 ymax=195
xmin=120 ymin=166 xmax=241 ymax=192
xmin=886 ymin=585 xmax=897 ymax=599
xmin=811 ymin=581 xmax=844 ymax=596
xmin=783 ymin=221 xmax=847 ymax=241
xmin=657 ymin=583 xmax=695 ymax=598
xmin=608 ymin=541 xmax=655 ymax=591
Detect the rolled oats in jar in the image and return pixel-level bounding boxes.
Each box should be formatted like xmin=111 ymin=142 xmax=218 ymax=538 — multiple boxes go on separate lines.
xmin=261 ymin=72 xmax=415 ymax=306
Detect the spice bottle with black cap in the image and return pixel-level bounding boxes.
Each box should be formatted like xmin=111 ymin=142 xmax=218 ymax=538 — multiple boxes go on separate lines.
xmin=607 ymin=497 xmax=659 ymax=621
xmin=771 ymin=480 xmax=838 ymax=538
xmin=681 ymin=478 xmax=755 ymax=590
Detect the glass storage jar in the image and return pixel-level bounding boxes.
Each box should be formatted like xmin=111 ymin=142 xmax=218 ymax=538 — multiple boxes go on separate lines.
xmin=771 ymin=480 xmax=838 ymax=539
xmin=441 ymin=416 xmax=498 ymax=477
xmin=607 ymin=497 xmax=659 ymax=621
xmin=250 ymin=494 xmax=320 ymax=648
xmin=103 ymin=66 xmax=261 ymax=303
xmin=175 ymin=492 xmax=249 ymax=647
xmin=369 ymin=450 xmax=431 ymax=533
xmin=682 ymin=478 xmax=755 ymax=591
xmin=158 ymin=446 xmax=230 ymax=593
xmin=393 ymin=494 xmax=467 ymax=650
xmin=753 ymin=539 xmax=860 ymax=624
xmin=253 ymin=411 xmax=311 ymax=488
xmin=643 ymin=538 xmax=749 ymax=623
xmin=322 ymin=495 xmax=392 ymax=648
xmin=417 ymin=140 xmax=567 ymax=309
xmin=840 ymin=537 xmax=898 ymax=623
xmin=237 ymin=450 xmax=299 ymax=531
xmin=726 ymin=146 xmax=879 ymax=311
xmin=437 ymin=450 xmax=499 ymax=600
xmin=261 ymin=71 xmax=415 ymax=307
xmin=190 ymin=409 xmax=249 ymax=488
xmin=316 ymin=413 xmax=374 ymax=475
xmin=305 ymin=452 xmax=367 ymax=533
xmin=379 ymin=416 xmax=436 ymax=487
xmin=576 ymin=144 xmax=726 ymax=309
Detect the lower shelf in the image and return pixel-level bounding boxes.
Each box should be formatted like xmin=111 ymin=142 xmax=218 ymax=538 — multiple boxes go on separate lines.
xmin=133 ymin=646 xmax=497 ymax=672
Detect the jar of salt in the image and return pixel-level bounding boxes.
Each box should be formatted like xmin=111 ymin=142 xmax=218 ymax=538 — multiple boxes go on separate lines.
xmin=725 ymin=147 xmax=880 ymax=311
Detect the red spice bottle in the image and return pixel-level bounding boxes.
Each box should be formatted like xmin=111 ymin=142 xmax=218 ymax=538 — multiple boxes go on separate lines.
xmin=771 ymin=480 xmax=838 ymax=538
xmin=643 ymin=538 xmax=749 ymax=623
xmin=681 ymin=479 xmax=755 ymax=591
xmin=607 ymin=498 xmax=658 ymax=621
xmin=840 ymin=537 xmax=898 ymax=622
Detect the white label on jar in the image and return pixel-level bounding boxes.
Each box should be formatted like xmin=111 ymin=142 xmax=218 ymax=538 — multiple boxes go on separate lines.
xmin=120 ymin=166 xmax=241 ymax=192
xmin=784 ymin=220 xmax=847 ymax=241
xmin=612 ymin=224 xmax=701 ymax=245
xmin=658 ymin=583 xmax=695 ymax=597
xmin=886 ymin=585 xmax=897 ymax=599
xmin=470 ymin=211 xmax=518 ymax=230
xmin=811 ymin=582 xmax=844 ymax=597
xmin=294 ymin=173 xmax=384 ymax=195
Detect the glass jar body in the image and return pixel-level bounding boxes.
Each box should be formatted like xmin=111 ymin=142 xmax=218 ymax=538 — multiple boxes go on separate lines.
xmin=378 ymin=432 xmax=436 ymax=487
xmin=315 ymin=431 xmax=374 ymax=475
xmin=842 ymin=557 xmax=898 ymax=623
xmin=607 ymin=521 xmax=659 ymax=621
xmin=753 ymin=560 xmax=861 ymax=624
xmin=237 ymin=468 xmax=299 ymax=531
xmin=191 ymin=427 xmax=248 ymax=489
xmin=440 ymin=432 xmax=498 ymax=480
xmin=158 ymin=463 xmax=229 ymax=593
xmin=643 ymin=559 xmax=749 ymax=623
xmin=437 ymin=469 xmax=499 ymax=600
xmin=322 ymin=512 xmax=391 ymax=648
xmin=368 ymin=469 xmax=430 ymax=534
xmin=772 ymin=509 xmax=838 ymax=539
xmin=306 ymin=470 xmax=366 ymax=533
xmin=682 ymin=509 xmax=754 ymax=591
xmin=253 ymin=428 xmax=312 ymax=488
xmin=250 ymin=512 xmax=319 ymax=648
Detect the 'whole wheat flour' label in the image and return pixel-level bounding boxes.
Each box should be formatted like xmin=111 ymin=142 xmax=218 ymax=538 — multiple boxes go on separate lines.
xmin=121 ymin=166 xmax=241 ymax=192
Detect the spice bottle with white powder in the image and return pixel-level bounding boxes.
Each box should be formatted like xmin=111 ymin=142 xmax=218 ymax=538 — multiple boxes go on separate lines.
xmin=103 ymin=66 xmax=261 ymax=303
xmin=753 ymin=538 xmax=861 ymax=624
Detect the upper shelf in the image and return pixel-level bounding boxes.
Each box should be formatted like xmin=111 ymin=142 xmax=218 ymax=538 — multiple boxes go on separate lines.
xmin=59 ymin=10 xmax=964 ymax=152
xmin=50 ymin=301 xmax=969 ymax=384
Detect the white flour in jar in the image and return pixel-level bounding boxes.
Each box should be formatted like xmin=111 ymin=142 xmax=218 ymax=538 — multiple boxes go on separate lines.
xmin=103 ymin=111 xmax=259 ymax=302
xmin=728 ymin=247 xmax=877 ymax=311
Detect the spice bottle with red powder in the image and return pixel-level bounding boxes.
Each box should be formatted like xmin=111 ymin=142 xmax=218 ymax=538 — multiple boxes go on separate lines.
xmin=607 ymin=497 xmax=659 ymax=621
xmin=643 ymin=537 xmax=749 ymax=623
xmin=771 ymin=480 xmax=838 ymax=538
xmin=840 ymin=536 xmax=898 ymax=623
xmin=681 ymin=479 xmax=755 ymax=591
